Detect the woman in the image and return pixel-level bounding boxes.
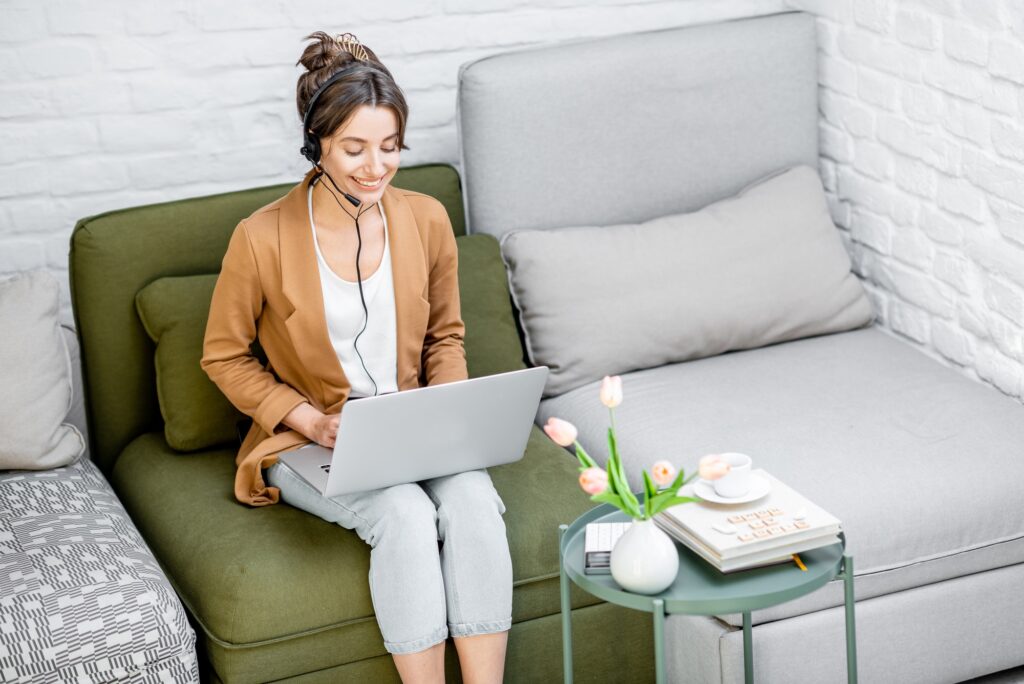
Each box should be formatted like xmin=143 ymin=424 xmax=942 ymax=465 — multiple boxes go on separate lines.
xmin=201 ymin=31 xmax=512 ymax=684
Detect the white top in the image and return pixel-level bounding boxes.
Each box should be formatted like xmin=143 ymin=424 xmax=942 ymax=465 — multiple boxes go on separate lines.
xmin=308 ymin=184 xmax=399 ymax=397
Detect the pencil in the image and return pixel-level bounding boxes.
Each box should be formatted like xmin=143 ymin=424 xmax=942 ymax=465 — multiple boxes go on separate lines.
xmin=792 ymin=554 xmax=807 ymax=571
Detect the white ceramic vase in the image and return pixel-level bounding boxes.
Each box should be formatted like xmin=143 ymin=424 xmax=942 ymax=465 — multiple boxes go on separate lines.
xmin=610 ymin=518 xmax=679 ymax=595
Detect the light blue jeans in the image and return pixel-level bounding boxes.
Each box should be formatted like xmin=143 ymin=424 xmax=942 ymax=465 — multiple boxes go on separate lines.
xmin=265 ymin=459 xmax=513 ymax=654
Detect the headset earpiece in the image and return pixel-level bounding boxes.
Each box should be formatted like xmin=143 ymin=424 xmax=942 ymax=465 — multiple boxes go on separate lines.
xmin=300 ymin=129 xmax=321 ymax=166
xmin=300 ymin=66 xmax=362 ymax=166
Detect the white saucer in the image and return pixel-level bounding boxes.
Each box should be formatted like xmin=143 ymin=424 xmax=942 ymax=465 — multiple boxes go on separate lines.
xmin=692 ymin=473 xmax=771 ymax=505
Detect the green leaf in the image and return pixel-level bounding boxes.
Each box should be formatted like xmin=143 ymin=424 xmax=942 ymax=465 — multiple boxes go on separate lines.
xmin=647 ymin=486 xmax=700 ymax=515
xmin=611 ymin=462 xmax=638 ymax=516
xmin=604 ymin=442 xmax=627 ymax=494
xmin=606 ymin=453 xmax=641 ymax=518
xmin=606 ymin=429 xmax=627 ymax=491
xmin=574 ymin=443 xmax=598 ymax=470
xmin=615 ymin=453 xmax=641 ymax=515
xmin=606 ymin=436 xmax=638 ymax=516
xmin=642 ymin=470 xmax=657 ymax=518
xmin=646 ymin=489 xmax=676 ymax=513
xmin=643 ymin=469 xmax=657 ymax=501
xmin=598 ymin=427 xmax=640 ymax=518
xmin=662 ymin=467 xmax=686 ymax=494
xmin=591 ymin=491 xmax=625 ymax=510
xmin=642 ymin=471 xmax=655 ymax=519
xmin=649 ymin=495 xmax=700 ymax=517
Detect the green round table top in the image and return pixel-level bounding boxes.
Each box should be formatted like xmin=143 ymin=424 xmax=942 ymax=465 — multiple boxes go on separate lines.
xmin=561 ymin=504 xmax=845 ymax=616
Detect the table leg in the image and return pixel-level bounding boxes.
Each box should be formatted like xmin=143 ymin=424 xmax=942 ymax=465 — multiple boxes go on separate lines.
xmin=742 ymin=611 xmax=753 ymax=684
xmin=653 ymin=598 xmax=666 ymax=684
xmin=559 ymin=524 xmax=573 ymax=684
xmin=842 ymin=553 xmax=858 ymax=683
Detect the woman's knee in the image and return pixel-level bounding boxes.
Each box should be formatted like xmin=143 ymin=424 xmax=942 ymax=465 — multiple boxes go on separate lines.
xmin=363 ymin=483 xmax=438 ymax=547
xmin=434 ymin=472 xmax=507 ymax=534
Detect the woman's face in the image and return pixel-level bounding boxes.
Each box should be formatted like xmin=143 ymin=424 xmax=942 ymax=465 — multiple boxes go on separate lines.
xmin=319 ymin=104 xmax=401 ymax=206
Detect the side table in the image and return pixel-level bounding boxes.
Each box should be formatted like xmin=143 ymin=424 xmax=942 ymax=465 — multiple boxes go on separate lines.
xmin=558 ymin=504 xmax=858 ymax=684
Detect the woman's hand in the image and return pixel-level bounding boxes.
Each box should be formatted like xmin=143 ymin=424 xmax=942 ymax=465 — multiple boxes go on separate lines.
xmin=308 ymin=412 xmax=341 ymax=448
xmin=282 ymin=403 xmax=340 ymax=448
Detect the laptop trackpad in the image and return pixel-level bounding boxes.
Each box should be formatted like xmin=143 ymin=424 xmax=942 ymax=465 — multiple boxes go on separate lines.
xmin=278 ymin=444 xmax=332 ymax=494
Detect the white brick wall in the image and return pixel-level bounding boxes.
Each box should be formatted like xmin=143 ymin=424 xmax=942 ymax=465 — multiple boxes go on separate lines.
xmin=788 ymin=0 xmax=1024 ymax=401
xmin=10 ymin=1 xmax=1022 ymax=406
xmin=0 ymin=0 xmax=788 ymax=321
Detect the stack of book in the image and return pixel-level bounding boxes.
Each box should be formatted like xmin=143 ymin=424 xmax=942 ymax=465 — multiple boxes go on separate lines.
xmin=653 ymin=470 xmax=842 ymax=573
xmin=583 ymin=521 xmax=629 ymax=574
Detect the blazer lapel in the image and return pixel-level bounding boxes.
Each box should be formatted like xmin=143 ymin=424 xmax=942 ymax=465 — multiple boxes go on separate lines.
xmin=279 ymin=169 xmax=350 ymax=409
xmin=382 ymin=185 xmax=430 ymax=390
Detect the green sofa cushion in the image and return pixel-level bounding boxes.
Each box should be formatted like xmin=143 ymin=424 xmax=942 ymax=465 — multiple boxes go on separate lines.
xmin=129 ymin=233 xmax=523 ymax=453
xmin=136 ymin=274 xmax=241 ymax=451
xmin=111 ymin=428 xmax=616 ymax=683
xmin=457 ymin=234 xmax=528 ymax=378
xmin=201 ymin=604 xmax=653 ymax=683
xmin=71 ymin=164 xmax=465 ymax=473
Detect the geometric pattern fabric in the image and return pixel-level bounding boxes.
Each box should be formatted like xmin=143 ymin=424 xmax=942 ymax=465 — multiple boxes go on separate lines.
xmin=0 ymin=457 xmax=198 ymax=683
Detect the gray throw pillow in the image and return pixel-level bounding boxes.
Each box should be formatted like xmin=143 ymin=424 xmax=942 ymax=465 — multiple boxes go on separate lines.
xmin=499 ymin=165 xmax=874 ymax=397
xmin=0 ymin=270 xmax=85 ymax=470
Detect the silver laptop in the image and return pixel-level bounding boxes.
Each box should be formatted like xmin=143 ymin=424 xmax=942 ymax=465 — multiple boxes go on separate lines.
xmin=278 ymin=366 xmax=549 ymax=497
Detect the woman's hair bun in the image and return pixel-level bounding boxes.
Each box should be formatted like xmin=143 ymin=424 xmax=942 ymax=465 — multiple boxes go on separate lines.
xmin=294 ymin=30 xmax=406 ymax=149
xmin=297 ymin=31 xmax=376 ymax=73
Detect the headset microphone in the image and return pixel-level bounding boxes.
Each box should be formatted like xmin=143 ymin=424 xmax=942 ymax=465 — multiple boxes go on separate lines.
xmin=311 ymin=167 xmax=380 ymax=397
xmin=301 ymin=65 xmax=381 ymax=396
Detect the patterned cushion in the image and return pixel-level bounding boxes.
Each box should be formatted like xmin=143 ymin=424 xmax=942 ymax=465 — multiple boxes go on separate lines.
xmin=0 ymin=458 xmax=198 ymax=683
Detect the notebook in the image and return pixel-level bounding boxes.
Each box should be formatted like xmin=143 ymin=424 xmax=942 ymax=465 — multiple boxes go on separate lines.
xmin=654 ymin=470 xmax=842 ymax=573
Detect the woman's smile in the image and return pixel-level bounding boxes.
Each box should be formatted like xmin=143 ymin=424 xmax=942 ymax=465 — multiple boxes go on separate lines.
xmin=353 ymin=175 xmax=385 ymax=188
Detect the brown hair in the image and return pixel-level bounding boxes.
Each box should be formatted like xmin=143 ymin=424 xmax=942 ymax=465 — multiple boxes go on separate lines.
xmin=295 ymin=31 xmax=410 ymax=150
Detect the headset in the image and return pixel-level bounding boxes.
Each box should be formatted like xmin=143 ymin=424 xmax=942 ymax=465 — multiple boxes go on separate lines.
xmin=300 ymin=65 xmax=381 ymax=396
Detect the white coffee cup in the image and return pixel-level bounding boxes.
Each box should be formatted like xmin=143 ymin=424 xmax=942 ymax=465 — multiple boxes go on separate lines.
xmin=712 ymin=452 xmax=753 ymax=498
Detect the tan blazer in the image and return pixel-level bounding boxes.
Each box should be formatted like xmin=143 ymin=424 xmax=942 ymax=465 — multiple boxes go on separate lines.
xmin=201 ymin=169 xmax=468 ymax=506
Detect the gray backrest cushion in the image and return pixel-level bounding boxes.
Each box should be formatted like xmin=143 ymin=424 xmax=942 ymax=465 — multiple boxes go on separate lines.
xmin=63 ymin=325 xmax=90 ymax=461
xmin=457 ymin=11 xmax=818 ymax=237
xmin=0 ymin=271 xmax=85 ymax=470
xmin=500 ymin=165 xmax=874 ymax=397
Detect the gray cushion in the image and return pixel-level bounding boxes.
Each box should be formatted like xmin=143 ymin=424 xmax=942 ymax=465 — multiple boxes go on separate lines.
xmin=0 ymin=271 xmax=85 ymax=470
xmin=62 ymin=325 xmax=90 ymax=461
xmin=538 ymin=327 xmax=1024 ymax=626
xmin=501 ymin=165 xmax=874 ymax=396
xmin=0 ymin=457 xmax=198 ymax=681
xmin=457 ymin=11 xmax=818 ymax=237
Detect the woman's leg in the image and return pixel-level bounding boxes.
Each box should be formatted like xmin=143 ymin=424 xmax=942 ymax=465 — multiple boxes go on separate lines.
xmin=266 ymin=461 xmax=448 ymax=681
xmin=419 ymin=469 xmax=512 ymax=684
xmin=453 ymin=632 xmax=508 ymax=684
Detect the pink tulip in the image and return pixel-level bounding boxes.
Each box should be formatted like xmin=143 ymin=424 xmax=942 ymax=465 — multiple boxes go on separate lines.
xmin=651 ymin=460 xmax=676 ymax=487
xmin=579 ymin=467 xmax=608 ymax=495
xmin=600 ymin=375 xmax=623 ymax=408
xmin=698 ymin=454 xmax=731 ymax=481
xmin=543 ymin=417 xmax=578 ymax=447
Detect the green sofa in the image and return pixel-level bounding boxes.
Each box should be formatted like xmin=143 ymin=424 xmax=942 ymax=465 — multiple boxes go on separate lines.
xmin=69 ymin=163 xmax=654 ymax=683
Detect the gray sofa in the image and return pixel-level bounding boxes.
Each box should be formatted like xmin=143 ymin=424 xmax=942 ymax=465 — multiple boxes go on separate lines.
xmin=457 ymin=11 xmax=1024 ymax=684
xmin=0 ymin=324 xmax=199 ymax=683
